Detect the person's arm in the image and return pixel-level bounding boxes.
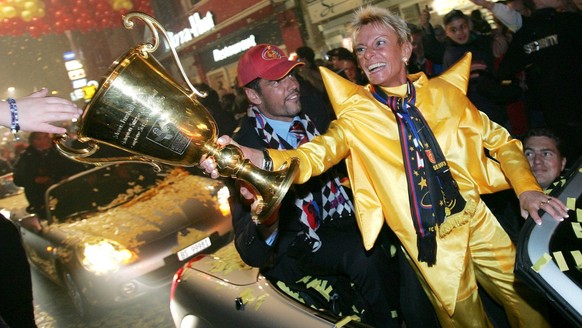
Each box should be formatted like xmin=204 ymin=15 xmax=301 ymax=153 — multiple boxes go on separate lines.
xmin=470 ymin=0 xmax=522 ymax=32
xmin=496 ymin=33 xmax=527 ymax=80
xmin=201 ymin=122 xmax=349 ymax=184
xmin=267 ymin=122 xmax=350 ymax=184
xmin=491 ymin=28 xmax=509 ymax=59
xmin=232 ymin=192 xmax=279 ymax=268
xmin=1 ymin=89 xmax=82 ymax=134
xmin=419 ymin=6 xmax=445 ymax=64
xmin=491 ymin=3 xmax=522 ymax=32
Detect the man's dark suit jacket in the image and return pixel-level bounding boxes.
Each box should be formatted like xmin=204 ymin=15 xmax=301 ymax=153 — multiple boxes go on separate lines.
xmin=230 ymin=82 xmax=342 ymax=282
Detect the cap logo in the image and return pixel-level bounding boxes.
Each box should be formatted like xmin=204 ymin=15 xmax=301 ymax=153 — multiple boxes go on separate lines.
xmin=262 ymin=46 xmax=283 ymax=60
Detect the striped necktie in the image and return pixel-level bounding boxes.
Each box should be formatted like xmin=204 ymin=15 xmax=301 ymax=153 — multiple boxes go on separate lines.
xmin=289 ymin=120 xmax=308 ymax=146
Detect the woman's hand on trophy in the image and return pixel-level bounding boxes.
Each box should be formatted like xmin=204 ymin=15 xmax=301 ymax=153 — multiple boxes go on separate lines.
xmin=3 ymin=88 xmax=83 ymax=134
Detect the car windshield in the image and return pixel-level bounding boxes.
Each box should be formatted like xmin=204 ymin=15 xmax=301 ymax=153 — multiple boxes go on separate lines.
xmin=46 ymin=163 xmax=166 ymax=223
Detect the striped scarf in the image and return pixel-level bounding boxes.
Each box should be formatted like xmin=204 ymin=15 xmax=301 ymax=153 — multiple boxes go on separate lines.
xmin=371 ymin=81 xmax=466 ymax=266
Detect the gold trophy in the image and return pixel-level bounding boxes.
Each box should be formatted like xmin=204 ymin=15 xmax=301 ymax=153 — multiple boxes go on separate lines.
xmin=55 ymin=12 xmax=299 ymax=222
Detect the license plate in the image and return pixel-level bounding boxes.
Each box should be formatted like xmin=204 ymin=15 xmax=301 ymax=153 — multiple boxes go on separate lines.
xmin=177 ymin=237 xmax=212 ymax=261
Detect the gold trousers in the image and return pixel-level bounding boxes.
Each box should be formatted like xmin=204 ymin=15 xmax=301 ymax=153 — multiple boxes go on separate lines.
xmin=412 ymin=201 xmax=550 ymax=328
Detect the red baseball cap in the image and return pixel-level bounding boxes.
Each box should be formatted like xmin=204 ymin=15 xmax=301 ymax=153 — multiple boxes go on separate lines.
xmin=237 ymin=44 xmax=304 ymax=87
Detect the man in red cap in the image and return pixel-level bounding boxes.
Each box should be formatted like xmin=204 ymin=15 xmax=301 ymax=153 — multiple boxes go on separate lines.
xmin=230 ymin=44 xmax=401 ymax=327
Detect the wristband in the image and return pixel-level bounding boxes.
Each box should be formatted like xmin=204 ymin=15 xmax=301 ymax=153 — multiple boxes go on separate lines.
xmin=262 ymin=148 xmax=273 ymax=171
xmin=7 ymin=98 xmax=20 ymax=140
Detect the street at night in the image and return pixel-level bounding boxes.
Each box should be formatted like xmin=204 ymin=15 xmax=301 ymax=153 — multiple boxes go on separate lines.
xmin=31 ymin=267 xmax=174 ymax=328
xmin=1 ymin=0 xmax=581 ymax=327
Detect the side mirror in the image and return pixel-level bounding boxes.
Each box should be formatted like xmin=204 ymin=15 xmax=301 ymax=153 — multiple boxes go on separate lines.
xmin=20 ymin=216 xmax=43 ymax=233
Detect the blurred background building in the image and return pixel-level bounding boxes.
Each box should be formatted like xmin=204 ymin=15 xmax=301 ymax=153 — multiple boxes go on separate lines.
xmin=0 ymin=0 xmax=488 ymax=151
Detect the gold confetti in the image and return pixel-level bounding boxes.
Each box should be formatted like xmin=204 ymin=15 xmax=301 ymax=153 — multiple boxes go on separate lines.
xmin=552 ymin=251 xmax=569 ymax=271
xmin=532 ymin=253 xmax=552 ymax=272
xmin=567 ymin=197 xmax=576 ymax=210
xmin=571 ymin=251 xmax=582 ymax=270
xmin=573 ymin=222 xmax=582 ymax=239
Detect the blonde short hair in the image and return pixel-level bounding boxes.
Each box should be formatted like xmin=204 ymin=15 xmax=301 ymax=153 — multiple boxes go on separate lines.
xmin=351 ymin=5 xmax=412 ymax=45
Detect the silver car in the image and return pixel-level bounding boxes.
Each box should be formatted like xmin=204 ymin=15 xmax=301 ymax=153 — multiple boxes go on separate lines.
xmin=516 ymin=157 xmax=582 ymax=327
xmin=6 ymin=163 xmax=233 ymax=318
xmin=170 ymin=242 xmax=371 ymax=328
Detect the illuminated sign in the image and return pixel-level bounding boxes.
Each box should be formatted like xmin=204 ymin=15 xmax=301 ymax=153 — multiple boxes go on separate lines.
xmin=168 ymin=11 xmax=215 ymax=49
xmin=67 ymin=68 xmax=86 ymax=80
xmin=64 ymin=59 xmax=83 ymax=71
xmin=213 ymin=35 xmax=257 ymax=62
xmin=63 ymin=51 xmax=89 ymax=102
xmin=63 ymin=51 xmax=75 ymax=61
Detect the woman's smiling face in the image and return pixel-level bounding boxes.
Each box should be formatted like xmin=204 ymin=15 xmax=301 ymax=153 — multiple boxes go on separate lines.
xmin=354 ymin=23 xmax=411 ymax=87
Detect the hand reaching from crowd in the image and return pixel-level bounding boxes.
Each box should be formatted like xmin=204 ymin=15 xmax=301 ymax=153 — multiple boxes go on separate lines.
xmin=2 ymin=88 xmax=82 ymax=134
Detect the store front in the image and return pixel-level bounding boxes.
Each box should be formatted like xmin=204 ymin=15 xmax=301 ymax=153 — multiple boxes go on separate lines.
xmin=153 ymin=0 xmax=487 ymax=90
xmin=155 ymin=0 xmax=305 ymax=93
xmin=195 ymin=17 xmax=287 ymax=91
xmin=305 ymin=0 xmax=484 ymax=58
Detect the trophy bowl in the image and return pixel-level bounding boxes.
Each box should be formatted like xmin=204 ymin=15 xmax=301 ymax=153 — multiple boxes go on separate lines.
xmin=55 ymin=12 xmax=299 ymax=222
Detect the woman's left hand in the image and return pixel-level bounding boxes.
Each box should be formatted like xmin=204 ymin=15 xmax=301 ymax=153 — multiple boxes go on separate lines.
xmin=519 ymin=190 xmax=570 ymax=225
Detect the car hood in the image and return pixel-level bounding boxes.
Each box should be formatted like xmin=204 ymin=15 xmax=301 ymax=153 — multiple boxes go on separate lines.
xmin=49 ymin=171 xmax=230 ymax=252
xmin=185 ymin=242 xmax=260 ymax=286
xmin=0 ymin=192 xmax=28 ymax=219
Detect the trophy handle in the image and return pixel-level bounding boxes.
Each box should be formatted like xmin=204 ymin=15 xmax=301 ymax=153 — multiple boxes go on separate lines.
xmin=54 ymin=134 xmax=163 ymax=171
xmin=122 ymin=12 xmax=207 ymax=99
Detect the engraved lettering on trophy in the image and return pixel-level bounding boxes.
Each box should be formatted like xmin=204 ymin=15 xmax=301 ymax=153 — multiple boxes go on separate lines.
xmin=114 ymin=108 xmax=134 ymax=140
xmin=128 ymin=114 xmax=140 ymax=146
xmin=121 ymin=106 xmax=140 ymax=146
xmin=122 ymin=125 xmax=132 ymax=145
xmin=132 ymin=120 xmax=147 ymax=147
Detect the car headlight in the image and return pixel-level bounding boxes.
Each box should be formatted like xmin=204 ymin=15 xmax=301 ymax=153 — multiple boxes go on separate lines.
xmin=78 ymin=238 xmax=136 ymax=275
xmin=216 ymin=186 xmax=231 ymax=217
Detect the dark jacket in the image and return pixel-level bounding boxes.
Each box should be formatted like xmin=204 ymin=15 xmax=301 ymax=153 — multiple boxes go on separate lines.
xmin=497 ymin=8 xmax=582 ymax=126
xmin=230 ymin=84 xmax=346 ymax=281
xmin=13 ymin=146 xmax=86 ymax=215
xmin=443 ymin=33 xmax=495 ymax=72
xmin=443 ymin=33 xmax=512 ymax=125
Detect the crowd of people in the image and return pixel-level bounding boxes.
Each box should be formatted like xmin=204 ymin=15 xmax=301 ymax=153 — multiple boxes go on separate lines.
xmin=1 ymin=1 xmax=580 ymax=327
xmin=200 ymin=2 xmax=579 ymax=328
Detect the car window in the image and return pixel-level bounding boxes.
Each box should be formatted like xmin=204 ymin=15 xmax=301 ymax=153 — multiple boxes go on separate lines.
xmin=516 ymin=157 xmax=582 ymax=326
xmin=47 ymin=163 xmax=166 ymax=223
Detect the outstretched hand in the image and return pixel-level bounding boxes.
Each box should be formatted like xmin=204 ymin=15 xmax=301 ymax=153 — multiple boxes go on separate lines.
xmin=519 ymin=190 xmax=569 ymax=225
xmin=4 ymin=89 xmax=83 ymax=134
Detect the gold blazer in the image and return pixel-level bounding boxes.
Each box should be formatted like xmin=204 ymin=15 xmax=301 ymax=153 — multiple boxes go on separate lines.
xmin=268 ymin=53 xmax=541 ymax=314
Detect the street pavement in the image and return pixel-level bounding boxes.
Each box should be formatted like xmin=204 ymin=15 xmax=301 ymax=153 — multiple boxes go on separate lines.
xmin=31 ymin=267 xmax=175 ymax=328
